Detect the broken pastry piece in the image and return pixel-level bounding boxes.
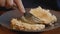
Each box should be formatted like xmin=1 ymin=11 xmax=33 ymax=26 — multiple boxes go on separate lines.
xmin=11 ymin=19 xmax=45 ymax=31
xmin=10 ymin=6 xmax=57 ymax=31
xmin=30 ymin=6 xmax=57 ymax=25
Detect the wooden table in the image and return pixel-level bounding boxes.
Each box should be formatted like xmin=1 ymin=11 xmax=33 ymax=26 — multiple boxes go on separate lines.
xmin=0 ymin=10 xmax=60 ymax=34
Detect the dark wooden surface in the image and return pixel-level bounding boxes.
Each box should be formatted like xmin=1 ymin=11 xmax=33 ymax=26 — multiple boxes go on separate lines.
xmin=0 ymin=0 xmax=60 ymax=34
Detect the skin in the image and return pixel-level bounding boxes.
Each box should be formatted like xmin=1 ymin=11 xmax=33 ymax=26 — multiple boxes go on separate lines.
xmin=0 ymin=0 xmax=25 ymax=15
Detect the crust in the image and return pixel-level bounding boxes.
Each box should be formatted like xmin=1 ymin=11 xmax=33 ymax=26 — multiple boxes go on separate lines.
xmin=11 ymin=19 xmax=45 ymax=31
xmin=30 ymin=6 xmax=57 ymax=24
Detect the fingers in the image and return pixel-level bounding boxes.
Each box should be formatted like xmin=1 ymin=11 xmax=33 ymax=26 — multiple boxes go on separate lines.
xmin=14 ymin=0 xmax=25 ymax=13
xmin=5 ymin=0 xmax=14 ymax=8
xmin=0 ymin=0 xmax=5 ymax=7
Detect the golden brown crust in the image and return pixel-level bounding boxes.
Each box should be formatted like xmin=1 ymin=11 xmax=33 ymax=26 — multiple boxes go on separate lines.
xmin=11 ymin=19 xmax=45 ymax=31
xmin=30 ymin=6 xmax=57 ymax=24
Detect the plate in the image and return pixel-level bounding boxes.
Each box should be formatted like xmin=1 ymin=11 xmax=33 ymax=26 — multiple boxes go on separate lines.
xmin=0 ymin=9 xmax=60 ymax=32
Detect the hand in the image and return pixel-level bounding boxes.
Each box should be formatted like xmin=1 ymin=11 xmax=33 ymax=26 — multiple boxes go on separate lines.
xmin=0 ymin=0 xmax=25 ymax=14
xmin=0 ymin=0 xmax=15 ymax=8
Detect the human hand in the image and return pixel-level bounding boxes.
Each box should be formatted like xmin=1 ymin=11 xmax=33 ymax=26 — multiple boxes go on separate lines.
xmin=0 ymin=0 xmax=25 ymax=14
